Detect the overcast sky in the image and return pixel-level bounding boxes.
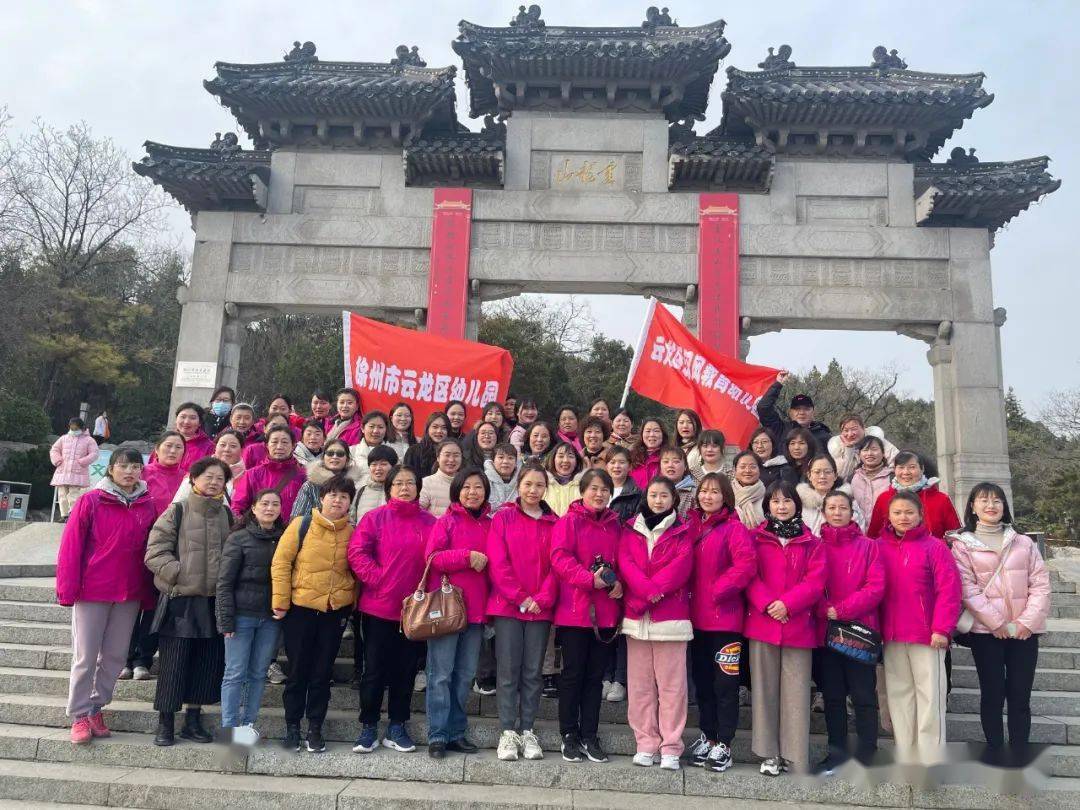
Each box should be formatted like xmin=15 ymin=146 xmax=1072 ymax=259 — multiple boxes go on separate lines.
xmin=4 ymin=1 xmax=1075 ymax=410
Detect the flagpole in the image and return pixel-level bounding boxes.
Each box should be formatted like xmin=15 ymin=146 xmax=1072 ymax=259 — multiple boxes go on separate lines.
xmin=620 ymin=297 xmax=657 ymax=408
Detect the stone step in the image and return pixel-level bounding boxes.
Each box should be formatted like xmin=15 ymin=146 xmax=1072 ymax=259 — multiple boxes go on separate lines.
xmin=1 ymin=690 xmax=1076 ymax=751
xmin=0 ymin=579 xmax=59 ymax=604
xmin=948 ymin=687 xmax=1080 ymax=717
xmin=0 ymin=643 xmax=69 ymax=670
xmin=0 ymin=600 xmax=70 ymax=623
xmin=0 ymin=620 xmax=70 ymax=647
xmin=0 ymin=728 xmax=1079 ymax=809
xmin=951 ymin=645 xmax=1080 ymax=670
xmin=1051 ymin=606 xmax=1080 ymax=619
xmin=951 ymin=665 xmax=1080 ymax=692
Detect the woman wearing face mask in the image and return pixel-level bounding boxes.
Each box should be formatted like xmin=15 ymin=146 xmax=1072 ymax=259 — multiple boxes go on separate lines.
xmin=144 ymin=432 xmax=188 ymax=517
xmin=550 ymin=469 xmax=625 ymax=765
xmin=828 ymin=415 xmax=899 ymax=483
xmin=488 ymin=464 xmax=557 ymax=762
xmin=866 ymin=452 xmax=960 ymax=539
xmin=748 ymin=428 xmax=787 ymax=488
xmin=404 ymin=412 xmax=450 ymax=480
xmin=607 ymin=408 xmax=635 ymax=451
xmin=419 ymin=440 xmax=464 ymax=518
xmin=950 ymin=483 xmax=1050 ymax=761
xmin=50 ymin=418 xmax=101 ymax=521
xmin=878 ymin=491 xmax=961 ymax=763
xmin=816 ymin=491 xmax=884 ymax=770
xmin=272 ymin=476 xmax=358 ymax=753
xmin=423 ymin=468 xmax=493 ymax=759
xmin=606 ymin=446 xmax=642 ymax=522
xmin=730 ymin=451 xmax=767 ymax=531
xmin=686 ymin=472 xmax=756 ymax=773
xmin=349 ymin=466 xmax=434 ymax=755
xmin=689 ymin=430 xmax=729 ymax=482
xmin=173 ymin=403 xmax=215 ymax=473
xmin=144 ymin=457 xmax=233 ymax=747
xmin=231 ymin=426 xmax=305 ymax=519
xmin=522 ymin=421 xmax=554 ymax=465
xmin=744 ymin=481 xmax=826 ymax=776
xmin=850 ymin=436 xmax=892 ymax=520
xmin=172 ymin=429 xmax=245 ymax=506
xmin=205 ymin=387 xmax=235 ymax=437
xmin=579 ymin=416 xmax=611 ymax=468
xmin=508 ymin=399 xmax=539 ymax=451
xmin=290 ymin=438 xmax=362 ymax=520
xmin=797 ymin=454 xmax=865 ymax=534
xmin=326 ymin=388 xmax=364 ymax=446
xmin=630 ymin=419 xmax=669 ymax=489
xmin=57 ymin=448 xmax=158 ymax=745
xmin=216 ymin=489 xmax=284 ymax=742
xmin=387 ymin=402 xmax=416 ymax=459
xmin=349 ymin=411 xmax=390 ymax=485
xmin=674 ymin=410 xmax=703 ymax=469
xmin=620 ymin=476 xmax=695 ymax=772
xmin=556 ymin=406 xmax=583 ymax=454
xmin=774 ymin=427 xmax=817 ymax=487
xmin=445 ymin=400 xmax=468 ymax=440
xmin=544 ymin=441 xmax=586 ymax=517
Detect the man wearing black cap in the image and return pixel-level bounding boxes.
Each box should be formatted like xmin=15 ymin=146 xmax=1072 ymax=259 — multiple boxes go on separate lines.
xmin=757 ymin=370 xmax=833 ymax=449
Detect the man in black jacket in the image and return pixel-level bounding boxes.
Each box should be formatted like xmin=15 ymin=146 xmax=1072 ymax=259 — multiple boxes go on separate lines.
xmin=757 ymin=370 xmax=832 ymax=449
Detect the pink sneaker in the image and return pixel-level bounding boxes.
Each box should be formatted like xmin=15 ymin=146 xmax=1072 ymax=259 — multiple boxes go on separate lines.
xmin=70 ymin=717 xmax=92 ymax=745
xmin=87 ymin=711 xmax=110 ymax=738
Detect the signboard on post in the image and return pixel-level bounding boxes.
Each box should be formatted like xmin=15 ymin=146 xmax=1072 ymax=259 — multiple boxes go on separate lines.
xmin=174 ymin=361 xmax=218 ymax=389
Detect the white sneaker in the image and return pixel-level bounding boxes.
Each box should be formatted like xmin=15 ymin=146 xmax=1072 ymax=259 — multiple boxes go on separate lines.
xmin=117 ymin=667 xmax=133 ymax=680
xmin=414 ymin=671 xmax=427 ymax=692
xmin=132 ymin=665 xmax=152 ymax=680
xmin=688 ymin=732 xmax=711 ymax=766
xmin=521 ymin=729 xmax=544 ymax=760
xmin=632 ymin=751 xmax=658 ymax=767
xmin=497 ymin=730 xmax=521 ymax=761
xmin=605 ymin=681 xmax=626 ymax=702
xmin=660 ymin=754 xmax=680 ymax=771
xmin=266 ymin=662 xmax=286 ymax=684
xmin=760 ymin=756 xmax=782 ymax=776
xmin=705 ymin=741 xmax=733 ymax=772
xmin=342 ymin=625 xmax=354 ymax=640
xmin=232 ymin=724 xmax=260 ymax=746
xmin=601 ymin=679 xmax=612 ymax=700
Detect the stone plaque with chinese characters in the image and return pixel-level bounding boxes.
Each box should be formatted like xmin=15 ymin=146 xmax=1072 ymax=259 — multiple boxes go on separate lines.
xmin=542 ymin=153 xmax=635 ymax=192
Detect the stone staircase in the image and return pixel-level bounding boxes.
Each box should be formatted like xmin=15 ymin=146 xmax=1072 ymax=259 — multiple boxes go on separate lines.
xmin=0 ymin=569 xmax=1079 ymax=808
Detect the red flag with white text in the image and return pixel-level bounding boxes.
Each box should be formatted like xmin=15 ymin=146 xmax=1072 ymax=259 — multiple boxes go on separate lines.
xmin=626 ymin=301 xmax=779 ymax=448
xmin=343 ymin=311 xmax=514 ymax=437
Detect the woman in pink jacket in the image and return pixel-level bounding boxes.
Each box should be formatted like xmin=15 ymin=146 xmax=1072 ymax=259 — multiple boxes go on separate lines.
xmin=687 ymin=472 xmax=756 ymax=773
xmin=550 ymin=469 xmax=624 ymax=764
xmin=326 ymin=387 xmax=364 ymax=446
xmin=619 ymin=476 xmax=695 ymax=771
xmin=231 ymin=426 xmax=305 ymax=518
xmin=349 ymin=465 xmax=435 ymax=755
xmin=950 ymin=482 xmax=1050 ymax=757
xmin=487 ymin=463 xmax=558 ymax=762
xmin=745 ymin=480 xmax=827 ymax=776
xmin=878 ymin=490 xmax=961 ymax=763
xmin=50 ymin=418 xmax=100 ymax=520
xmin=173 ymin=402 xmax=215 ymax=473
xmin=143 ymin=432 xmax=187 ymax=518
xmin=629 ymin=418 xmax=668 ymax=489
xmin=423 ymin=468 xmax=492 ymax=758
xmin=816 ymin=490 xmax=885 ymax=770
xmin=56 ymin=447 xmax=158 ymax=744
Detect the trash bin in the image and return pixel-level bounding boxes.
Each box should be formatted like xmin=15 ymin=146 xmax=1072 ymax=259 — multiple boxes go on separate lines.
xmin=0 ymin=481 xmax=31 ymax=521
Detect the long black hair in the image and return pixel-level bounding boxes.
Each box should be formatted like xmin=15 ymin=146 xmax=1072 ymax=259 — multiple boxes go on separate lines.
xmin=962 ymin=482 xmax=1013 ymax=533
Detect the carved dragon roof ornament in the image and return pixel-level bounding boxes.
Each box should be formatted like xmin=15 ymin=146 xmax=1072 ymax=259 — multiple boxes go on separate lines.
xmin=391 ymin=45 xmax=427 ymax=68
xmin=642 ymin=7 xmax=678 ymax=30
xmin=509 ymin=4 xmax=545 ymax=31
xmin=284 ymin=41 xmax=317 ymax=63
xmin=871 ymin=45 xmax=907 ymax=70
xmin=758 ymin=45 xmax=794 ymax=70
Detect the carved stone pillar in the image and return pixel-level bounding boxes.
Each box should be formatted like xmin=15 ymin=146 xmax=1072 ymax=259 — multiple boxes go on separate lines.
xmin=681 ymin=284 xmax=699 ymax=335
xmin=465 ymin=280 xmax=482 ymax=342
xmin=219 ymin=304 xmax=244 ymax=391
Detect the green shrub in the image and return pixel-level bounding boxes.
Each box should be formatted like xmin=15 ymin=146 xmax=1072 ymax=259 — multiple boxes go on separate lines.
xmin=0 ymin=389 xmax=51 ymax=444
xmin=0 ymin=446 xmax=54 ymax=509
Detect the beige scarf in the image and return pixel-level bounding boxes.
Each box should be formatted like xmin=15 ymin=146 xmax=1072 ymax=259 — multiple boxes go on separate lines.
xmin=732 ymin=480 xmax=765 ymax=529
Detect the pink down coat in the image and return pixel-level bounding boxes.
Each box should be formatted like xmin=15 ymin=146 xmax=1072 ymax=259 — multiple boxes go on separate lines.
xmin=878 ymin=523 xmax=962 ymax=645
xmin=550 ymin=501 xmax=623 ymax=629
xmin=179 ymin=431 xmax=216 ymax=473
xmin=618 ymin=517 xmax=694 ymax=622
xmin=689 ymin=509 xmax=757 ymax=633
xmin=629 ymin=449 xmax=662 ymax=490
xmin=425 ymin=503 xmax=493 ymax=625
xmin=142 ymin=460 xmax=186 ymax=517
xmin=951 ymin=528 xmax=1051 ymax=635
xmin=231 ymin=458 xmax=305 ymax=519
xmin=55 ymin=487 xmax=158 ymax=609
xmin=486 ymin=501 xmax=559 ymax=622
xmin=49 ymin=433 xmax=99 ymax=487
xmin=350 ymin=498 xmax=436 ymax=621
xmin=744 ymin=524 xmax=827 ymax=648
xmin=816 ymin=522 xmax=885 ymax=632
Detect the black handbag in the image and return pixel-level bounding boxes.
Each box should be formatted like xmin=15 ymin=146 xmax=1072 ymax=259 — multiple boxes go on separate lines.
xmin=825 ymin=619 xmax=881 ymax=665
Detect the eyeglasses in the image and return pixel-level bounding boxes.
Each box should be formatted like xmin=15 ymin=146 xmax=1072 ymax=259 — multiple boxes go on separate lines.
xmin=323 ymin=450 xmax=347 ymax=458
xmin=974 ymin=497 xmax=1004 ymax=506
xmin=114 ymin=463 xmax=143 ymax=472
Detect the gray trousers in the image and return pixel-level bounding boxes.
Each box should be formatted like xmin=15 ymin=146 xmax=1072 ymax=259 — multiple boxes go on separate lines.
xmin=494 ymin=616 xmax=551 ymax=732
xmin=67 ymin=600 xmax=141 ymax=718
xmin=749 ymin=640 xmax=812 ymax=772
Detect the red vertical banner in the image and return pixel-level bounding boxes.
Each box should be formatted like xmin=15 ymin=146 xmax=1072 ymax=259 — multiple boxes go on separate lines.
xmin=426 ymin=188 xmax=473 ymax=338
xmin=697 ymin=192 xmax=740 ymax=357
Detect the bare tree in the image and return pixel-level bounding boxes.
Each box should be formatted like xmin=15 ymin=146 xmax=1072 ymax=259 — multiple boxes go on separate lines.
xmin=1041 ymin=388 xmax=1080 ymax=439
xmin=484 ymin=294 xmax=597 ymax=356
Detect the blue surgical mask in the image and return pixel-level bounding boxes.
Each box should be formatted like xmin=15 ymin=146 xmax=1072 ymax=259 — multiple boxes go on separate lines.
xmin=68 ymin=429 xmax=81 ymax=436
xmin=211 ymin=401 xmax=232 ymax=417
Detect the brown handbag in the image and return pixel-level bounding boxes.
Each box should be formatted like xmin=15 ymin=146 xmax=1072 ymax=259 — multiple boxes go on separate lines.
xmin=400 ymin=554 xmax=468 ymax=641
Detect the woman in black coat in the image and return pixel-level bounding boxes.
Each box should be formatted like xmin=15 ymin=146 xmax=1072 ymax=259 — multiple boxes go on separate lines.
xmin=216 ymin=487 xmax=285 ymax=740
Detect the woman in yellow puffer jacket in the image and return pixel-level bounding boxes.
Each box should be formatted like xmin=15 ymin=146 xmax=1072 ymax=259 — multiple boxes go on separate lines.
xmin=271 ymin=475 xmax=358 ymax=753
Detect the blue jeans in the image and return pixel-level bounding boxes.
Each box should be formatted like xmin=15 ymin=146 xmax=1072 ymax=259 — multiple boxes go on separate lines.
xmin=425 ymin=623 xmax=483 ymax=744
xmin=221 ymin=614 xmax=281 ymax=727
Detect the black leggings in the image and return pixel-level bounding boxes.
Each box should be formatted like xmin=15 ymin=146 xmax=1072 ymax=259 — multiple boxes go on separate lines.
xmin=556 ymin=627 xmax=610 ymax=739
xmin=966 ymin=633 xmax=1039 ymax=748
xmin=820 ymin=648 xmax=878 ymax=756
xmin=358 ymin=613 xmax=423 ymax=726
xmin=690 ymin=630 xmax=743 ymax=746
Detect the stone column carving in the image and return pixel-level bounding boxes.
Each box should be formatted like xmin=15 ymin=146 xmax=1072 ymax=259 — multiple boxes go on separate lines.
xmin=681 ymin=284 xmax=698 ymax=335
xmin=465 ymin=279 xmax=481 ymax=342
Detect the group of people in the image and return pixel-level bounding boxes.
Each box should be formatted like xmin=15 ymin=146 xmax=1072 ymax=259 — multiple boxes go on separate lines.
xmin=53 ymin=372 xmax=1050 ymax=775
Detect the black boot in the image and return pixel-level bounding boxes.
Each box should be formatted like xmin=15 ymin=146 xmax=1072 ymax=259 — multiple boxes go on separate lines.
xmin=178 ymin=706 xmax=213 ymax=743
xmin=283 ymin=722 xmax=302 ymax=751
xmin=153 ymin=711 xmax=175 ymax=746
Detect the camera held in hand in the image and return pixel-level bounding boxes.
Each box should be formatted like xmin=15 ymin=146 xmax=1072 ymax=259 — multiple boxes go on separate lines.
xmin=590 ymin=555 xmax=617 ymax=589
